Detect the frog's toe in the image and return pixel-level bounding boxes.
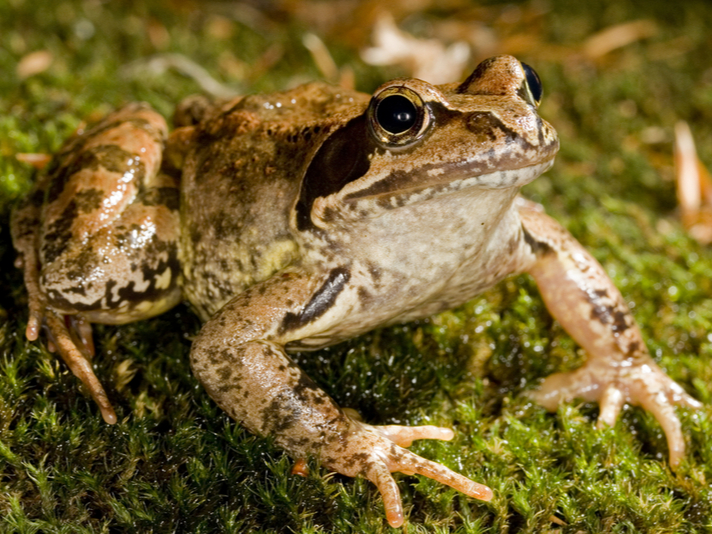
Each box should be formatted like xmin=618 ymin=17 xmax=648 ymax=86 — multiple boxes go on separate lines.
xmin=25 ymin=314 xmax=42 ymax=342
xmin=44 ymin=311 xmax=117 ymax=424
xmin=369 ymin=457 xmax=491 ymax=528
xmin=362 ymin=438 xmax=492 ymax=528
xmin=374 ymin=424 xmax=455 ymax=447
xmin=366 ymin=460 xmax=405 ymax=528
xmin=527 ymin=364 xmax=601 ymax=411
xmin=24 ymin=283 xmax=48 ymax=343
xmin=392 ymin=452 xmax=493 ymax=503
xmin=67 ymin=315 xmax=95 ymax=358
xmin=530 ymin=361 xmax=701 ymax=468
xmin=620 ymin=369 xmax=701 ymax=467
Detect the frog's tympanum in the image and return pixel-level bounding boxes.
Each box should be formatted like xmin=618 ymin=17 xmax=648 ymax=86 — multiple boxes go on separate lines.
xmin=12 ymin=56 xmax=701 ymax=527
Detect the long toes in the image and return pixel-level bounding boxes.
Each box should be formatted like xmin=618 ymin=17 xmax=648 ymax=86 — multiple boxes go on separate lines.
xmin=366 ymin=462 xmax=404 ymax=528
xmin=368 ymin=449 xmax=492 ymax=527
xmin=531 ymin=361 xmax=700 ymax=468
xmin=626 ymin=370 xmax=700 ymax=467
xmin=45 ymin=312 xmax=117 ymax=424
xmin=636 ymin=391 xmax=686 ymax=468
xmin=376 ymin=425 xmax=454 ymax=447
xmin=402 ymin=455 xmax=493 ymax=501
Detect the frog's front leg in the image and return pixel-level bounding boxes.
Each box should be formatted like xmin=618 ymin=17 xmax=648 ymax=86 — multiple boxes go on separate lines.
xmin=11 ymin=103 xmax=183 ymax=424
xmin=517 ymin=204 xmax=701 ymax=466
xmin=190 ymin=270 xmax=492 ymax=528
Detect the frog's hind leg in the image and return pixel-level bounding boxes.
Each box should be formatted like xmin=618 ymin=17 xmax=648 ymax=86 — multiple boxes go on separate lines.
xmin=11 ymin=103 xmax=183 ymax=423
xmin=12 ymin=187 xmax=115 ymax=421
xmin=516 ymin=204 xmax=701 ymax=467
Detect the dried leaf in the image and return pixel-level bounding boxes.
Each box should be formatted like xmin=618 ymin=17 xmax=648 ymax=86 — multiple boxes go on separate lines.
xmin=122 ymin=53 xmax=237 ymax=98
xmin=206 ymin=15 xmax=235 ymax=41
xmin=113 ymin=359 xmax=137 ymax=393
xmin=674 ymin=121 xmax=712 ymax=243
xmin=361 ymin=13 xmax=470 ymax=84
xmin=675 ymin=121 xmax=701 ymax=217
xmin=338 ymin=64 xmax=356 ymax=91
xmin=16 ymin=50 xmax=53 ymax=79
xmin=148 ymin=19 xmax=171 ymax=50
xmin=549 ymin=515 xmax=566 ymax=526
xmin=582 ymin=20 xmax=657 ymax=60
xmin=16 ymin=152 xmax=52 ymax=170
xmin=303 ymin=33 xmax=339 ymax=83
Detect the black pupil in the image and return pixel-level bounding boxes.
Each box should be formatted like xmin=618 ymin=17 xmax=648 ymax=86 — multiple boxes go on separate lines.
xmin=376 ymin=95 xmax=418 ymax=134
xmin=521 ymin=62 xmax=543 ymax=103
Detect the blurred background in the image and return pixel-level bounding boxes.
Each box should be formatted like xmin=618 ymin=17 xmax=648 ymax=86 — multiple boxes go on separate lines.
xmin=4 ymin=1 xmax=712 ymax=224
xmin=2 ymin=1 xmax=712 ymax=532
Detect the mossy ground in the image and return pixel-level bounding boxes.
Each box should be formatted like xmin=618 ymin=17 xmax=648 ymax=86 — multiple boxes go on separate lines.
xmin=1 ymin=1 xmax=712 ymax=532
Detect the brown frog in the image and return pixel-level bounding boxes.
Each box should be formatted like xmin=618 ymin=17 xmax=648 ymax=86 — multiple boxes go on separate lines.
xmin=11 ymin=55 xmax=700 ymax=527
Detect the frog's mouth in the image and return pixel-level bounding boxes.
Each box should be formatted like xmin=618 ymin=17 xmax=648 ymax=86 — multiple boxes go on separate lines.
xmin=342 ymin=153 xmax=557 ymax=204
xmin=306 ymin=156 xmax=557 ymax=231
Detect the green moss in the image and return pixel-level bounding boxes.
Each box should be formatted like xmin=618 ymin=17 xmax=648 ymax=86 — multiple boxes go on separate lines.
xmin=1 ymin=0 xmax=712 ymax=532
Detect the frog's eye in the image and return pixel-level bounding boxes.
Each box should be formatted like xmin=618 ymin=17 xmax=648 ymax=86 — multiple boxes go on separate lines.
xmin=368 ymin=87 xmax=432 ymax=148
xmin=520 ymin=62 xmax=543 ymax=107
xmin=377 ymin=95 xmax=417 ymax=134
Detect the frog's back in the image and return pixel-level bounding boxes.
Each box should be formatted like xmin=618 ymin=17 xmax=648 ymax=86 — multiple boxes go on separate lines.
xmin=177 ymin=82 xmax=369 ymax=320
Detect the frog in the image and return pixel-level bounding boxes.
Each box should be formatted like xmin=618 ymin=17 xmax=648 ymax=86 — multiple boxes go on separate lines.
xmin=11 ymin=55 xmax=701 ymax=528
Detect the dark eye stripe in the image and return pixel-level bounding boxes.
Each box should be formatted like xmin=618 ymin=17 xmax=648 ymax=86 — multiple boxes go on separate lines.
xmin=295 ymin=115 xmax=375 ymax=231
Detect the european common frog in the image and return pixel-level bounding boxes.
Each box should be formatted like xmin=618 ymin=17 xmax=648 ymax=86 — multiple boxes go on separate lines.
xmin=12 ymin=56 xmax=700 ymax=527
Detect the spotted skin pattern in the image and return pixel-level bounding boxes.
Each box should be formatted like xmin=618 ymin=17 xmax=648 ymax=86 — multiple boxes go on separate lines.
xmin=12 ymin=56 xmax=700 ymax=527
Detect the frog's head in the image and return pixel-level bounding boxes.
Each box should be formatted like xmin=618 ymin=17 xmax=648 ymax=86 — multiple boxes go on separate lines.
xmin=294 ymin=55 xmax=559 ymax=232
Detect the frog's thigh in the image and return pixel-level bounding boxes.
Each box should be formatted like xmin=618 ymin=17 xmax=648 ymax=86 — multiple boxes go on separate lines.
xmin=41 ymin=189 xmax=182 ymax=324
xmin=40 ymin=189 xmax=181 ymax=423
xmin=38 ymin=104 xmax=182 ymax=324
xmin=517 ymin=205 xmax=700 ymax=466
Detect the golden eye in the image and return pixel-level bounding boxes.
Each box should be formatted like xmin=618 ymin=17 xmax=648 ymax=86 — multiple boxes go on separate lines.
xmin=368 ymin=87 xmax=432 ymax=148
xmin=376 ymin=94 xmax=418 ymax=134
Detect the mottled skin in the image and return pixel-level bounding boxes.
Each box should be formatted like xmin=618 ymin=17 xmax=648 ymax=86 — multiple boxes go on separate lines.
xmin=12 ymin=56 xmax=700 ymax=528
